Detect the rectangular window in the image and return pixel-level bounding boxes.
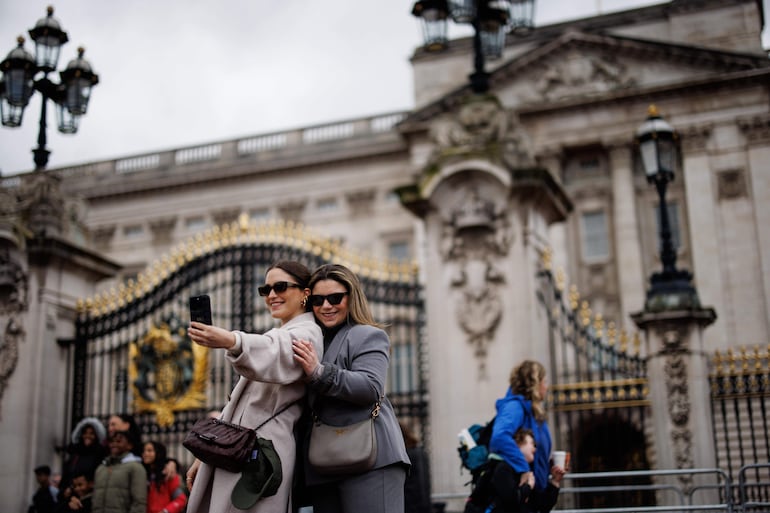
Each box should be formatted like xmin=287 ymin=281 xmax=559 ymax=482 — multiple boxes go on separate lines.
xmin=249 ymin=209 xmax=270 ymax=222
xmin=123 ymin=225 xmax=143 ymax=238
xmin=655 ymin=201 xmax=681 ymax=251
xmin=388 ymin=241 xmax=410 ymax=262
xmin=185 ymin=216 xmax=206 ymax=231
xmin=581 ymin=210 xmax=609 ymax=260
xmin=317 ymin=198 xmax=338 ymax=212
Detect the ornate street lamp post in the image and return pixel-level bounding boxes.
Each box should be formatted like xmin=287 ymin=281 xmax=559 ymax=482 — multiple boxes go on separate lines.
xmin=636 ymin=105 xmax=699 ymax=311
xmin=0 ymin=6 xmax=98 ymax=170
xmin=411 ymin=0 xmax=535 ymax=93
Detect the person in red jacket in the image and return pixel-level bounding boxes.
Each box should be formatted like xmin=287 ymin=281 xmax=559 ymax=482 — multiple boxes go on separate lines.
xmin=141 ymin=441 xmax=186 ymax=513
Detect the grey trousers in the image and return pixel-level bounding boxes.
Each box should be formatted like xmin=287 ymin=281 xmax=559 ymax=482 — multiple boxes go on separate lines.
xmin=311 ymin=464 xmax=407 ymax=513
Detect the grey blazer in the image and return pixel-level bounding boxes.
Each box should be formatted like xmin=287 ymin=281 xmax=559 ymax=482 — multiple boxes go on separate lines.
xmin=305 ymin=323 xmax=410 ymax=485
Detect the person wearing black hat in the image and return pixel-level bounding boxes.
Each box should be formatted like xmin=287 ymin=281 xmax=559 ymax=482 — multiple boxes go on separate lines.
xmin=185 ymin=261 xmax=323 ymax=513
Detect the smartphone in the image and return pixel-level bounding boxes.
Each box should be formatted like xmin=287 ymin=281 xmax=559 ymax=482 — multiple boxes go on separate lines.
xmin=189 ymin=295 xmax=212 ymax=325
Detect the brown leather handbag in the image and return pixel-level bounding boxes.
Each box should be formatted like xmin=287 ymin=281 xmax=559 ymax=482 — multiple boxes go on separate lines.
xmin=183 ymin=417 xmax=257 ymax=473
xmin=183 ymin=399 xmax=300 ymax=473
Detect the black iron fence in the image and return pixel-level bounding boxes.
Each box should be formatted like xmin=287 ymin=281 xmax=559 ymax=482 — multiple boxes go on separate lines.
xmin=537 ymin=252 xmax=653 ymax=507
xmin=710 ymin=347 xmax=770 ymax=507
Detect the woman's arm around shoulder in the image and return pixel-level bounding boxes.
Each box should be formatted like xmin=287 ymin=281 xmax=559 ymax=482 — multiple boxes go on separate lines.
xmin=312 ymin=324 xmax=389 ymax=405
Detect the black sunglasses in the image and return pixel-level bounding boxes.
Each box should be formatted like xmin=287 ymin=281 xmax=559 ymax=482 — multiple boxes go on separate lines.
xmin=308 ymin=292 xmax=348 ymax=307
xmin=258 ymin=281 xmax=301 ymax=296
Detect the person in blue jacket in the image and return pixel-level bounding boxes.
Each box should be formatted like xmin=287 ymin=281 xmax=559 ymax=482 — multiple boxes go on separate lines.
xmin=488 ymin=360 xmax=565 ymax=512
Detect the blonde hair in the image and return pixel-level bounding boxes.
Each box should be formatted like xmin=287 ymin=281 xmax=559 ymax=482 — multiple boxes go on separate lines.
xmin=309 ymin=264 xmax=383 ymax=328
xmin=509 ymin=360 xmax=547 ymax=421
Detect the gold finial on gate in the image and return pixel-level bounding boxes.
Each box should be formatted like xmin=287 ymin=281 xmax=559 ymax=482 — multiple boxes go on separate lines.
xmin=593 ymin=314 xmax=604 ymax=339
xmin=632 ymin=332 xmax=641 ymax=355
xmin=740 ymin=346 xmax=749 ymax=373
xmin=619 ymin=329 xmax=628 ymax=353
xmin=555 ymin=268 xmax=565 ymax=292
xmin=569 ymin=285 xmax=579 ymax=311
xmin=607 ymin=322 xmax=617 ymax=346
xmin=238 ymin=212 xmax=249 ymax=234
xmin=580 ymin=301 xmax=591 ymax=327
xmin=727 ymin=348 xmax=736 ymax=374
xmin=126 ymin=279 xmax=136 ymax=303
xmin=541 ymin=247 xmax=552 ymax=271
xmin=712 ymin=350 xmax=723 ymax=375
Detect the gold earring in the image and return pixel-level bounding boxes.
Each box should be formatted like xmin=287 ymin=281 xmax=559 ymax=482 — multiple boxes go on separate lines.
xmin=301 ymin=296 xmax=308 ymax=307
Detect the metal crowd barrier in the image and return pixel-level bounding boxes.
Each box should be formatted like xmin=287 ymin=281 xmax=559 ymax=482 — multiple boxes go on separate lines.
xmin=432 ymin=466 xmax=770 ymax=513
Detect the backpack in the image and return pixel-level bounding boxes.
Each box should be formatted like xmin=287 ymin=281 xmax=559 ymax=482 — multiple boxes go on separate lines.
xmin=458 ymin=417 xmax=497 ymax=513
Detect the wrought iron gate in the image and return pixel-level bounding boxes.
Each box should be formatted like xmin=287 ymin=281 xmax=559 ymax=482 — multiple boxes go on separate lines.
xmin=537 ymin=251 xmax=653 ymax=508
xmin=65 ymin=218 xmax=427 ymax=464
xmin=710 ymin=347 xmax=770 ymax=507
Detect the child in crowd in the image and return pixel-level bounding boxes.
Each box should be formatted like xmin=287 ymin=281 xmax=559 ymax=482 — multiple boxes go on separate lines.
xmin=59 ymin=417 xmax=107 ymax=508
xmin=487 ymin=428 xmax=565 ymax=513
xmin=60 ymin=471 xmax=94 ymax=513
xmin=92 ymin=431 xmax=146 ymax=513
xmin=467 ymin=428 xmax=565 ymax=513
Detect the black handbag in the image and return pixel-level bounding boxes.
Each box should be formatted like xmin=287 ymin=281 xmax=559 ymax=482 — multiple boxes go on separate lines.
xmin=183 ymin=399 xmax=299 ymax=473
xmin=183 ymin=417 xmax=257 ymax=473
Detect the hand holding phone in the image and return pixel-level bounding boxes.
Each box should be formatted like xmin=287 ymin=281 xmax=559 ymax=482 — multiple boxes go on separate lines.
xmin=189 ymin=295 xmax=212 ymax=325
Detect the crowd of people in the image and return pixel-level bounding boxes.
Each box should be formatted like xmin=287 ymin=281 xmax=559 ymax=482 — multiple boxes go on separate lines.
xmin=29 ymin=414 xmax=188 ymax=513
xmin=29 ymin=260 xmax=566 ymax=513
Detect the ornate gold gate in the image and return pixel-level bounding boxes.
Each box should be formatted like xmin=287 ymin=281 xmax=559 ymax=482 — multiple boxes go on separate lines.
xmin=65 ymin=218 xmax=427 ymax=463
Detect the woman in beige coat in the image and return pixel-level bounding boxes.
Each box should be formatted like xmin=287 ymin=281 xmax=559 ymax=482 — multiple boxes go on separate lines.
xmin=185 ymin=260 xmax=323 ymax=513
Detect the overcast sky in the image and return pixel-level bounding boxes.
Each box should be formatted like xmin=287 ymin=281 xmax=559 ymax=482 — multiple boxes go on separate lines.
xmin=0 ymin=0 xmax=766 ymax=175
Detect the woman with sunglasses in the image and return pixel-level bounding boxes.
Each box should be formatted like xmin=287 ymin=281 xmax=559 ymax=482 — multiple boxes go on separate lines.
xmin=293 ymin=263 xmax=410 ymax=513
xmin=185 ymin=260 xmax=323 ymax=513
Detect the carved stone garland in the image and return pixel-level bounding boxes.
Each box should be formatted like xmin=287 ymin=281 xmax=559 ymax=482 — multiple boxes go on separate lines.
xmin=0 ymin=247 xmax=28 ymax=420
xmin=662 ymin=330 xmax=694 ymax=490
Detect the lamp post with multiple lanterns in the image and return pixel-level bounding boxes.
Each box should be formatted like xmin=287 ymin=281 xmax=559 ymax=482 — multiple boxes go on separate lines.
xmin=411 ymin=0 xmax=535 ymax=93
xmin=0 ymin=6 xmax=98 ymax=171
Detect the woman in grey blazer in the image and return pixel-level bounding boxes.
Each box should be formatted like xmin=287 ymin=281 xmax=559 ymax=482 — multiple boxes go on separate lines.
xmin=293 ymin=263 xmax=410 ymax=513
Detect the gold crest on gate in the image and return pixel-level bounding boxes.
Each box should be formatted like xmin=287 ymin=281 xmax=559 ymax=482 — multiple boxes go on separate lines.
xmin=129 ymin=315 xmax=208 ymax=427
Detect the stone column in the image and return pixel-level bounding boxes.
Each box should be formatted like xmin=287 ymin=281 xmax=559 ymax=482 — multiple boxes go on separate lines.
xmin=607 ymin=142 xmax=646 ymax=331
xmin=632 ymin=306 xmax=717 ymax=503
xmin=738 ymin=115 xmax=770 ymax=338
xmin=0 ymin=173 xmax=121 ymax=513
xmin=397 ymin=98 xmax=571 ymax=509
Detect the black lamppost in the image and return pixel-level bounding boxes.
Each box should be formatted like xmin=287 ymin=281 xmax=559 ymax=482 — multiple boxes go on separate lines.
xmin=0 ymin=6 xmax=98 ymax=170
xmin=411 ymin=0 xmax=535 ymax=93
xmin=635 ymin=105 xmax=700 ymax=311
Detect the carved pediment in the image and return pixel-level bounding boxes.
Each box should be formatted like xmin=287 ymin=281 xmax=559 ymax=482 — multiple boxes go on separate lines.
xmin=531 ymin=48 xmax=634 ymax=101
xmin=499 ymin=31 xmax=767 ymax=106
xmin=400 ymin=30 xmax=769 ymax=129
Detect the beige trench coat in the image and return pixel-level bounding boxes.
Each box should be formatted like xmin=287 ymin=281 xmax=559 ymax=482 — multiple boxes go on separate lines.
xmin=186 ymin=312 xmax=322 ymax=513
